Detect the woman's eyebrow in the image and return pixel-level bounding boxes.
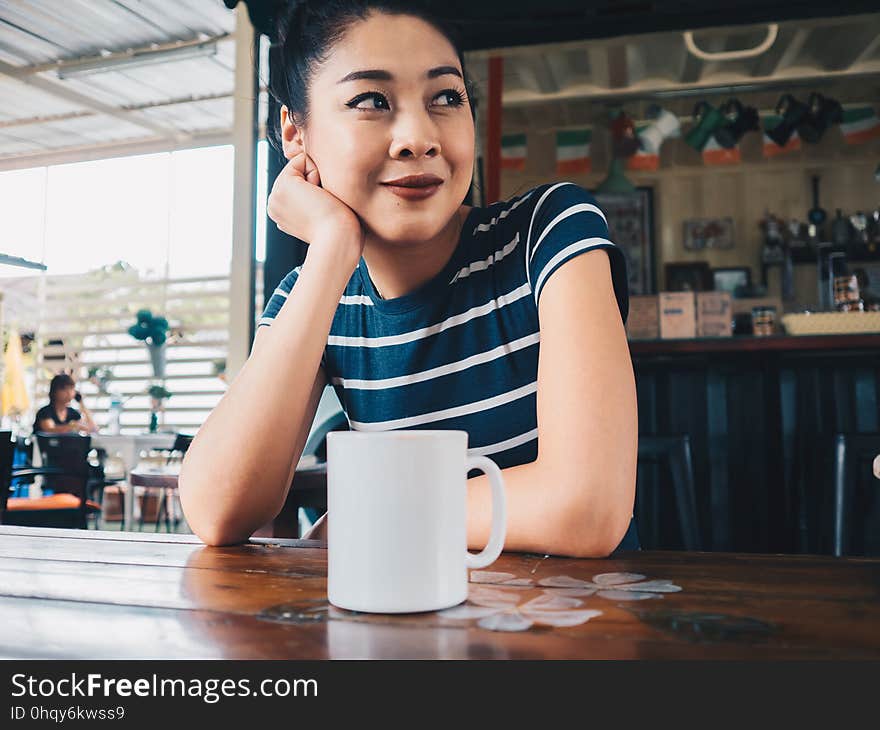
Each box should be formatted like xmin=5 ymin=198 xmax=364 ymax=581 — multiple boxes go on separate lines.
xmin=337 ymin=66 xmax=463 ymax=84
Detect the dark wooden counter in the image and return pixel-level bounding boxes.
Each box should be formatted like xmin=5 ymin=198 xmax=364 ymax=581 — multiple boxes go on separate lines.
xmin=630 ymin=331 xmax=880 ymax=556
xmin=630 ymin=333 xmax=880 ymax=356
xmin=1 ymin=526 xmax=878 ymax=659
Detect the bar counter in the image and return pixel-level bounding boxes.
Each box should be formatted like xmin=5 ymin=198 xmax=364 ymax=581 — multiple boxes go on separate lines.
xmin=629 ymin=333 xmax=880 ymax=555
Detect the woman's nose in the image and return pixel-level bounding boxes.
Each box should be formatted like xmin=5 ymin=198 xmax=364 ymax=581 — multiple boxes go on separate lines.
xmin=389 ymin=116 xmax=441 ymax=159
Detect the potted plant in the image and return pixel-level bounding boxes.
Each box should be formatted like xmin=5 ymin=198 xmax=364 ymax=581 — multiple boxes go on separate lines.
xmin=147 ymin=384 xmax=172 ymax=433
xmin=128 ymin=310 xmax=169 ymax=378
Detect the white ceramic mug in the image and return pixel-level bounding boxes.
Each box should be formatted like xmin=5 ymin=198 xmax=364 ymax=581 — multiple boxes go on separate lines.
xmin=326 ymin=430 xmax=507 ymax=613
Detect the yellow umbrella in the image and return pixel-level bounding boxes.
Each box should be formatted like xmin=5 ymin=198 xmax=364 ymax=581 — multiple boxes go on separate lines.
xmin=1 ymin=327 xmax=31 ymax=416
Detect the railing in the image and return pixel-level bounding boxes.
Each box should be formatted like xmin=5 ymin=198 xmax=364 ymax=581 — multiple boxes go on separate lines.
xmin=18 ymin=265 xmax=265 ymax=434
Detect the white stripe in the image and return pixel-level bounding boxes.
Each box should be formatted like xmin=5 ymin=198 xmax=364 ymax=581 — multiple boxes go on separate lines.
xmin=526 ymin=182 xmax=573 ymax=292
xmin=468 ymin=428 xmax=539 ymax=457
xmin=327 ymin=283 xmax=532 ymax=348
xmin=450 ymin=234 xmax=520 ymax=283
xmin=331 ymin=332 xmax=540 ymax=390
xmin=257 ymin=317 xmax=274 ymax=326
xmin=557 ymin=145 xmax=590 ymax=161
xmin=501 ymin=145 xmax=527 ymax=159
xmin=348 ymin=381 xmax=537 ymax=431
xmin=530 ymin=203 xmax=608 ymax=262
xmin=339 ymin=294 xmax=374 ymax=305
xmin=842 ymin=116 xmax=879 ymax=134
xmin=533 ymin=238 xmax=614 ymax=303
xmin=270 ymin=286 xmax=289 ymax=301
xmin=473 ymin=191 xmax=534 ymax=233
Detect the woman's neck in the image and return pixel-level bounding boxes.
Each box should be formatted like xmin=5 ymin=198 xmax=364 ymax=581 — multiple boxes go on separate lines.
xmin=361 ymin=206 xmax=470 ymax=300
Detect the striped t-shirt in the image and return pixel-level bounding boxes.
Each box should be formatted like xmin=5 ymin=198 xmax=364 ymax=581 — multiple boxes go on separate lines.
xmin=259 ymin=181 xmax=628 ymax=472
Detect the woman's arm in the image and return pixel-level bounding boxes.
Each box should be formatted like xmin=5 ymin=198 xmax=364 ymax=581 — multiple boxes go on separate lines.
xmin=179 ymin=243 xmax=358 ymax=547
xmin=35 ymin=418 xmax=80 ymax=434
xmin=76 ymin=402 xmax=98 ymax=433
xmin=466 ymin=249 xmax=637 ymax=558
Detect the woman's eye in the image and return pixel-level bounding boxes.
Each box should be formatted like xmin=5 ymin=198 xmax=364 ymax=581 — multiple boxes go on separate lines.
xmin=346 ymin=92 xmax=390 ymax=111
xmin=433 ymin=89 xmax=464 ymax=107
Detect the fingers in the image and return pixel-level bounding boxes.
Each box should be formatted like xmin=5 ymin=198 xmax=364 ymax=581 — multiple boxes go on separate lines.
xmin=283 ymin=152 xmax=321 ymax=187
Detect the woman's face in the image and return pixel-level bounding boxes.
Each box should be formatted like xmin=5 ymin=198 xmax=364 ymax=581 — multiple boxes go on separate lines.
xmin=283 ymin=12 xmax=475 ymax=244
xmin=54 ymin=384 xmax=75 ymax=405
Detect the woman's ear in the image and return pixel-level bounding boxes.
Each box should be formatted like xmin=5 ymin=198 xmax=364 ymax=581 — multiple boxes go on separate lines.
xmin=280 ymin=105 xmax=305 ymax=160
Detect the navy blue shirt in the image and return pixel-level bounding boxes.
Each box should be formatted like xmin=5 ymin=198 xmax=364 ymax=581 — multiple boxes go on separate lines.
xmin=261 ymin=182 xmax=639 ymax=551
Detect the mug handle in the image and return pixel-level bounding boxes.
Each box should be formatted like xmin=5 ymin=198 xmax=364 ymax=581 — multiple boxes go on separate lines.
xmin=464 ymin=455 xmax=507 ymax=569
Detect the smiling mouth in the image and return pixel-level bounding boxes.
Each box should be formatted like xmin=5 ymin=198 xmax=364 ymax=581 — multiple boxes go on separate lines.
xmin=380 ymin=174 xmax=443 ymax=188
xmin=381 ymin=174 xmax=443 ymax=201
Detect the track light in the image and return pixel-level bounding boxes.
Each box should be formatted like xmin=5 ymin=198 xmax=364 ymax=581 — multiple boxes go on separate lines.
xmin=766 ymin=94 xmax=808 ymax=147
xmin=638 ymin=105 xmax=681 ymax=155
xmin=714 ymin=98 xmax=760 ymax=148
xmin=685 ymin=101 xmax=725 ymax=151
xmin=797 ymin=92 xmax=843 ymax=144
xmin=609 ymin=109 xmax=640 ymax=158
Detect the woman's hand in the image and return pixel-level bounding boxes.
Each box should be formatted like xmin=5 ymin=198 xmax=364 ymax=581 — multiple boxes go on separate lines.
xmin=267 ymin=152 xmax=364 ymax=266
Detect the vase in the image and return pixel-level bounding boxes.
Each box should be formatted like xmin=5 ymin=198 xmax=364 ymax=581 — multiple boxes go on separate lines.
xmin=147 ymin=343 xmax=166 ymax=378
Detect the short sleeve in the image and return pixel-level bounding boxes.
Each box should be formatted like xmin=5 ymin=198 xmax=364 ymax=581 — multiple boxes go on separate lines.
xmin=257 ymin=266 xmax=301 ymax=327
xmin=68 ymin=407 xmax=82 ymax=422
xmin=525 ymin=182 xmax=628 ymax=323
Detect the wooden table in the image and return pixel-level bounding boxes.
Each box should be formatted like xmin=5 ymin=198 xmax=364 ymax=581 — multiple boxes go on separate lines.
xmin=92 ymin=433 xmax=177 ymax=529
xmin=1 ymin=525 xmax=878 ymax=659
xmin=128 ymin=463 xmax=327 ymax=538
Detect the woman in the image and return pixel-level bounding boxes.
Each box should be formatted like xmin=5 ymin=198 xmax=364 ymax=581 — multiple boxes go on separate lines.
xmin=180 ymin=0 xmax=638 ymax=557
xmin=33 ymin=373 xmax=97 ymax=435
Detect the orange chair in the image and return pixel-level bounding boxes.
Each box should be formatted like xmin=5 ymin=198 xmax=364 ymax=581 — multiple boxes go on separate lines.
xmin=1 ymin=432 xmax=101 ymax=529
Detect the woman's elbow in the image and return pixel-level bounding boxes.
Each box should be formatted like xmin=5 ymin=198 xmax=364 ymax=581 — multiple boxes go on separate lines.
xmin=178 ymin=475 xmax=248 ymax=546
xmin=556 ymin=485 xmax=633 ymax=558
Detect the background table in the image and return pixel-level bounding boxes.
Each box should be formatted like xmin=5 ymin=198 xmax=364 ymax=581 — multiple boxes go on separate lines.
xmin=92 ymin=433 xmax=177 ymax=529
xmin=1 ymin=526 xmax=877 ymax=659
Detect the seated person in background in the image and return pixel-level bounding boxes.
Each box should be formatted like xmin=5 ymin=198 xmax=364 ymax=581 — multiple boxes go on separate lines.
xmin=33 ymin=373 xmax=98 ymax=435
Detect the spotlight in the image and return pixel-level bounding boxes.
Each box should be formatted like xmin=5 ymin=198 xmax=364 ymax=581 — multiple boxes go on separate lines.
xmin=797 ymin=92 xmax=843 ymax=144
xmin=609 ymin=109 xmax=640 ymax=158
xmin=638 ymin=105 xmax=681 ymax=155
xmin=766 ymin=94 xmax=808 ymax=147
xmin=685 ymin=101 xmax=725 ymax=151
xmin=714 ymin=98 xmax=760 ymax=148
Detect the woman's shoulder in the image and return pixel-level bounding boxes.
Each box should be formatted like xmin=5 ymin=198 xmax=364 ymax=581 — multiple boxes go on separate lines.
xmin=467 ymin=182 xmax=599 ymax=233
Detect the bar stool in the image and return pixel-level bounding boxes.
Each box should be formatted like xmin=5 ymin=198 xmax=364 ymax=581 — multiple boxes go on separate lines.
xmin=829 ymin=433 xmax=880 ymax=557
xmin=636 ymin=435 xmax=702 ymax=550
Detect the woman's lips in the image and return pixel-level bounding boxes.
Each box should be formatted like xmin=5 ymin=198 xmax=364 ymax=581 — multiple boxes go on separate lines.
xmin=380 ymin=174 xmax=443 ymax=201
xmin=383 ymin=182 xmax=442 ymax=200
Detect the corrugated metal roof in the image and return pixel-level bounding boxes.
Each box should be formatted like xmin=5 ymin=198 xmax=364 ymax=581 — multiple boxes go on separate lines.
xmin=0 ymin=3 xmax=877 ymax=170
xmin=0 ymin=0 xmax=241 ymax=170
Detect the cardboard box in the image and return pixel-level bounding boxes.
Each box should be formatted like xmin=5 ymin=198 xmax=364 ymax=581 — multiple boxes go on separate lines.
xmin=659 ymin=292 xmax=696 ymax=339
xmin=697 ymin=291 xmax=733 ymax=337
xmin=627 ymin=295 xmax=660 ymax=340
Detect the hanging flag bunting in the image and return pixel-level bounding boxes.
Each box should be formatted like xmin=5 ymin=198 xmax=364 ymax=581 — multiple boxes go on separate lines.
xmin=702 ymin=136 xmax=741 ymax=165
xmin=627 ymin=124 xmax=660 ymax=171
xmin=840 ymin=106 xmax=880 ymax=145
xmin=500 ymin=133 xmax=527 ymax=171
xmin=555 ymin=129 xmax=592 ymax=174
xmin=762 ymin=114 xmax=801 ymax=157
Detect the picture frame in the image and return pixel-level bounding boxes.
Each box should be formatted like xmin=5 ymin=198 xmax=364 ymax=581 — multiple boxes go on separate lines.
xmin=592 ymin=187 xmax=656 ymax=295
xmin=664 ymin=261 xmax=713 ymax=292
xmin=683 ymin=217 xmax=735 ymax=250
xmin=712 ymin=266 xmax=752 ymax=295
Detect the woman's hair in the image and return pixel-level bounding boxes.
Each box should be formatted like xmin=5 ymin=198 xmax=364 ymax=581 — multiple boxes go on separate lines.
xmin=268 ymin=0 xmax=475 ymax=154
xmin=49 ymin=373 xmax=75 ymax=402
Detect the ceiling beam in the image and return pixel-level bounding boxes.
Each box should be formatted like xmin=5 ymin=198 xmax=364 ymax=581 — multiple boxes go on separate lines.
xmin=0 ymin=59 xmax=180 ymax=139
xmin=750 ymin=27 xmax=809 ymax=77
xmin=0 ymin=129 xmax=238 ymax=172
xmin=514 ymin=56 xmax=559 ymax=94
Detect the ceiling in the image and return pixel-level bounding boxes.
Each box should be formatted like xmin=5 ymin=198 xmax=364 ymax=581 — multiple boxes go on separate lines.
xmin=0 ymin=2 xmax=878 ymax=171
xmin=0 ymin=0 xmax=252 ymax=171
